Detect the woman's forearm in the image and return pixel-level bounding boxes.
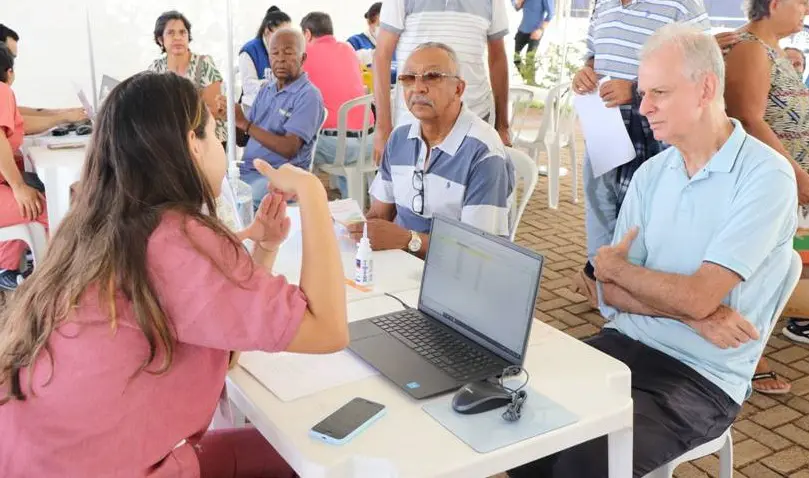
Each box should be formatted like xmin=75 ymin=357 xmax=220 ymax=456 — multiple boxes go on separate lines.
xmin=0 ymin=135 xmax=23 ymax=187
xmin=22 ymin=112 xmax=69 ymax=135
xmin=252 ymin=244 xmax=279 ymax=271
xmin=298 ymin=177 xmax=346 ymax=333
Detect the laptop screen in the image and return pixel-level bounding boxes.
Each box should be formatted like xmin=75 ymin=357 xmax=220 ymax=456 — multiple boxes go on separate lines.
xmin=418 ymin=215 xmax=544 ymax=364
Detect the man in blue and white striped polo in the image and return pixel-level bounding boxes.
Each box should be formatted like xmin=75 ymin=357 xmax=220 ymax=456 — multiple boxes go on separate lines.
xmin=348 ymin=42 xmax=514 ymax=258
xmin=571 ymin=0 xmax=710 ymax=305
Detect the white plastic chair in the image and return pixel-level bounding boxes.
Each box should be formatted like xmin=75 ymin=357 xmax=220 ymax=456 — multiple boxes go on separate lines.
xmin=643 ymin=250 xmax=803 ymax=478
xmin=508 ymin=86 xmax=535 ymax=142
xmin=313 ymin=94 xmax=376 ymax=209
xmin=308 ymin=107 xmax=329 ymax=172
xmin=0 ymin=223 xmax=48 ymax=269
xmin=505 ymin=147 xmax=539 ymax=241
xmin=512 ymin=83 xmax=579 ymax=209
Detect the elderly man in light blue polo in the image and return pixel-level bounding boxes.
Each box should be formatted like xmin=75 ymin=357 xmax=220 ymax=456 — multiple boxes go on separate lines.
xmin=347 ymin=42 xmax=514 ymax=258
xmin=571 ymin=0 xmax=710 ymax=303
xmin=234 ymin=27 xmax=325 ymax=208
xmin=508 ymin=24 xmax=796 ymax=478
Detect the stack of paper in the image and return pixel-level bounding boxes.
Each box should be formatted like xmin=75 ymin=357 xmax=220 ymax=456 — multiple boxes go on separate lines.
xmin=329 ymin=199 xmax=366 ymax=226
xmin=239 ymin=350 xmax=379 ymax=402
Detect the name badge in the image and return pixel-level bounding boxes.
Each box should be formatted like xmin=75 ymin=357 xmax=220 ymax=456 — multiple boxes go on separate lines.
xmin=278 ymin=108 xmax=292 ymax=118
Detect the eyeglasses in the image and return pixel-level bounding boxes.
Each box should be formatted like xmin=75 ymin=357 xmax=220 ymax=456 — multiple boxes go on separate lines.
xmin=412 ymin=169 xmax=424 ymax=215
xmin=397 ymin=71 xmax=459 ymax=87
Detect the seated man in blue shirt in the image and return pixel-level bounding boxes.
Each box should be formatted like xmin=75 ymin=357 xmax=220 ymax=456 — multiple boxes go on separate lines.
xmin=508 ymin=24 xmax=797 ymax=478
xmin=235 ymin=27 xmax=325 ymax=208
xmin=348 ymin=42 xmax=514 ymax=258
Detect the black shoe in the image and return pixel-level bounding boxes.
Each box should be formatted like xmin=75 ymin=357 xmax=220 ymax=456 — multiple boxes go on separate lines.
xmin=21 ymin=262 xmax=34 ymax=279
xmin=783 ymin=319 xmax=809 ymax=344
xmin=0 ymin=270 xmax=23 ymax=291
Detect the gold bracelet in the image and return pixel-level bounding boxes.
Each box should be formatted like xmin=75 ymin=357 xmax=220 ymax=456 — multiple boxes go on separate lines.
xmin=255 ymin=242 xmax=278 ymax=253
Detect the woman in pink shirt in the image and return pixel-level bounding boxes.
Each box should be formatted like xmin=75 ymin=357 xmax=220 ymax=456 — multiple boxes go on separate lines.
xmin=0 ymin=72 xmax=348 ymax=477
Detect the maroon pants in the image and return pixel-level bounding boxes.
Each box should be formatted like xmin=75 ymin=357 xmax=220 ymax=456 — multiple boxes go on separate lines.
xmin=196 ymin=428 xmax=296 ymax=478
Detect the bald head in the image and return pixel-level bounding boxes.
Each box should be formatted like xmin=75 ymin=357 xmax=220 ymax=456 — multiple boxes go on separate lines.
xmin=270 ymin=27 xmax=305 ymax=57
xmin=268 ymin=27 xmax=306 ymax=85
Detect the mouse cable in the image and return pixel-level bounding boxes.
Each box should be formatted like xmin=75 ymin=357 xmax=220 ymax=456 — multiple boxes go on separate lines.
xmin=499 ymin=366 xmax=530 ymax=422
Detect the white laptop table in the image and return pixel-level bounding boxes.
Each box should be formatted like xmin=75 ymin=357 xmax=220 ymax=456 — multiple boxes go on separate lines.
xmin=226 ymin=292 xmax=633 ymax=478
xmin=273 ymin=207 xmax=424 ymax=301
xmin=26 ymin=145 xmax=86 ymax=236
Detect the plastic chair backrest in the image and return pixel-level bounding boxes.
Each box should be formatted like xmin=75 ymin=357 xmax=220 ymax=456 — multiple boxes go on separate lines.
xmin=309 ymin=107 xmax=329 ymax=172
xmin=508 ymin=86 xmax=535 ymax=139
xmin=332 ymin=94 xmax=375 ymax=170
xmin=505 ymin=146 xmax=539 ymax=241
xmin=767 ymin=250 xmax=803 ymax=343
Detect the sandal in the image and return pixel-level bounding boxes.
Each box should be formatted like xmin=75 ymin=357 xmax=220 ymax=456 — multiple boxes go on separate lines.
xmin=752 ymin=371 xmax=792 ymax=395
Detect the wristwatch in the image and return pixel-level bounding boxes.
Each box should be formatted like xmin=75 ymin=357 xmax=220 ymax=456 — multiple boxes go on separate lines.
xmin=407 ymin=230 xmax=422 ymax=253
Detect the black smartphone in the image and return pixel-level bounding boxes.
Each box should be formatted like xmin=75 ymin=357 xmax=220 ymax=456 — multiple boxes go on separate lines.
xmin=309 ymin=397 xmax=386 ymax=445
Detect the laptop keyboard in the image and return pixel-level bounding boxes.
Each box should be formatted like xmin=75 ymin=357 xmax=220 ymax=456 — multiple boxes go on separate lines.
xmin=371 ymin=310 xmax=505 ymax=382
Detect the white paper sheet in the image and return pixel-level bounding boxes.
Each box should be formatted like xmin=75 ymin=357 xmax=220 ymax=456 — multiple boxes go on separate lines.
xmin=329 ymin=198 xmax=366 ymax=226
xmin=239 ymin=350 xmax=379 ymax=402
xmin=572 ymin=77 xmax=636 ymax=178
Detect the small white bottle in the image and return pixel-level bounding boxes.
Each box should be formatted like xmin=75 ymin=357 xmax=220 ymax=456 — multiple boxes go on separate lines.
xmin=228 ymin=162 xmax=254 ymax=230
xmin=355 ymin=223 xmax=374 ymax=287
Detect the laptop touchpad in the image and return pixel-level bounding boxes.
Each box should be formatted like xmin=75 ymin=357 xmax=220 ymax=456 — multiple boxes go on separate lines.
xmin=349 ymin=320 xmax=385 ymax=341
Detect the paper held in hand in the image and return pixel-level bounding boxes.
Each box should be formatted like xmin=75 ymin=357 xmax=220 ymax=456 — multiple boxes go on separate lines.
xmin=572 ymin=76 xmax=636 ymax=178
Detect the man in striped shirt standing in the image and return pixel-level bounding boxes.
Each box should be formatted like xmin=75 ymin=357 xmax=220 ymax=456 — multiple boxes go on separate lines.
xmin=371 ymin=0 xmax=512 ymax=164
xmin=571 ymin=0 xmax=710 ymax=304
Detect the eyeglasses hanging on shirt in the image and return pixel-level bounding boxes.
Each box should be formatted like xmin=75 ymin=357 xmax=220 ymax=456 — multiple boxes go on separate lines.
xmin=412 ymin=169 xmax=424 ymax=215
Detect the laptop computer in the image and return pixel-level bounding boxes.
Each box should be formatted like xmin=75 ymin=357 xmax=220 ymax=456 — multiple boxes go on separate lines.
xmin=98 ymin=75 xmax=121 ymax=106
xmin=76 ymin=75 xmax=121 ymax=121
xmin=349 ymin=214 xmax=544 ymax=399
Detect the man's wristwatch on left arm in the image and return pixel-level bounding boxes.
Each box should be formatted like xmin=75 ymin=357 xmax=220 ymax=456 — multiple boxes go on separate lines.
xmin=407 ymin=230 xmax=422 ymax=253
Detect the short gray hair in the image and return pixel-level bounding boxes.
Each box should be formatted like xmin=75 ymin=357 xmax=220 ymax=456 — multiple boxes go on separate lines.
xmin=743 ymin=0 xmax=771 ymax=21
xmin=269 ymin=26 xmax=306 ymax=58
xmin=641 ymin=23 xmax=725 ymax=106
xmin=410 ymin=42 xmax=461 ymax=76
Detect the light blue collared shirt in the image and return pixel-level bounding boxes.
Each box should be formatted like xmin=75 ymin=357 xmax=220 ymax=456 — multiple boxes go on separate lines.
xmin=598 ymin=119 xmax=797 ymax=404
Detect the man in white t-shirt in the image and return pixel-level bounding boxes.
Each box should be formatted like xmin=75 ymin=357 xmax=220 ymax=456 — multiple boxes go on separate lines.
xmin=371 ymin=0 xmax=511 ymax=163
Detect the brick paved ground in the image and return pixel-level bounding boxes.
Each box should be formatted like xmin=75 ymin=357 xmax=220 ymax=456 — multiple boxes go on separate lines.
xmin=505 ymin=128 xmax=809 ymax=477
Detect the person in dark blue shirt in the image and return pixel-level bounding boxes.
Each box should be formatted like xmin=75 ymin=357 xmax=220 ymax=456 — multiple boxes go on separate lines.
xmin=238 ymin=6 xmax=292 ymax=112
xmin=513 ymin=0 xmax=554 ymax=67
xmin=347 ymin=2 xmax=396 ymax=84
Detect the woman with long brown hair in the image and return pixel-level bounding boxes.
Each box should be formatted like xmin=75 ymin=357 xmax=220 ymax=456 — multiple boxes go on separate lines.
xmin=0 ymin=72 xmax=347 ymax=477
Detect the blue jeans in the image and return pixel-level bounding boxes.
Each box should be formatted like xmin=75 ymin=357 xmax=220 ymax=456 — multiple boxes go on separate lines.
xmin=240 ymin=168 xmax=269 ymax=212
xmin=314 ymin=134 xmax=374 ymax=198
xmin=583 ymin=152 xmax=621 ymax=264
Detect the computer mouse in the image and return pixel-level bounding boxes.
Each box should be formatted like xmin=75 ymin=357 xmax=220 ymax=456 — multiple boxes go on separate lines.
xmin=51 ymin=125 xmax=70 ymax=137
xmin=451 ymin=380 xmax=513 ymax=415
xmin=75 ymin=124 xmax=92 ymax=136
